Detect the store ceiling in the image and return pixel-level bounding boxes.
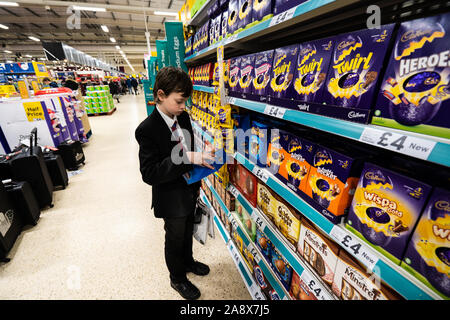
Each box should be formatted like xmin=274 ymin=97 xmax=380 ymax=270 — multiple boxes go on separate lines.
xmin=0 ymin=0 xmax=185 ymax=73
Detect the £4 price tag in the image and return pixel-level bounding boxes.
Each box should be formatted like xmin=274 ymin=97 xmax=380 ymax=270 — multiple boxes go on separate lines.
xmin=264 ymin=104 xmax=286 ymax=119
xmin=249 ymin=243 xmax=262 ymax=264
xmin=300 ymin=269 xmax=330 ymax=300
xmin=228 ymin=185 xmax=239 ymax=198
xmin=269 ymin=6 xmax=296 ymax=27
xmin=252 ymin=166 xmax=269 ymax=183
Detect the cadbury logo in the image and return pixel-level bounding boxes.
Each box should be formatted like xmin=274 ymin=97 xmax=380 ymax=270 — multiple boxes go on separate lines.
xmin=435 ymin=200 xmax=450 ymax=212
xmin=348 ymin=111 xmax=366 ymax=119
xmin=337 ymin=40 xmax=356 ymax=51
xmin=401 ymin=29 xmax=434 ymax=42
xmin=364 ymin=172 xmax=386 ymax=183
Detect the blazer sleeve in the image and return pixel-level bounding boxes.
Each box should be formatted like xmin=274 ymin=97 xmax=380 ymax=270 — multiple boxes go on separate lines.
xmin=135 ymin=126 xmax=193 ymax=186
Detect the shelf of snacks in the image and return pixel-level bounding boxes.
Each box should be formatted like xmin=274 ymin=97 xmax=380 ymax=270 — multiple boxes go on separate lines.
xmin=232 ymin=151 xmax=445 ymax=300
xmin=203 ymin=177 xmax=290 ymax=300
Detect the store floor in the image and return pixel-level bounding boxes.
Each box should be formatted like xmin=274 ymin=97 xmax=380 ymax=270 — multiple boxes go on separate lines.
xmin=0 ymin=93 xmax=251 ymax=300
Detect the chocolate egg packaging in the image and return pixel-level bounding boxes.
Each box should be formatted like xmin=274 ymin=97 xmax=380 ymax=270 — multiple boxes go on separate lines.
xmin=267 ymin=128 xmax=315 ymax=195
xmin=289 ymin=270 xmax=318 ymax=300
xmin=238 ymin=0 xmax=253 ymax=30
xmin=298 ymin=218 xmax=340 ymax=287
xmin=252 ymin=49 xmax=274 ymax=96
xmin=255 ymin=224 xmax=274 ymax=263
xmin=372 ymin=13 xmax=450 ymax=139
xmin=252 ymin=259 xmax=281 ymax=300
xmin=332 ymin=250 xmax=402 ymax=300
xmin=252 ymin=0 xmax=273 ymax=23
xmin=221 ymin=10 xmax=229 ymax=39
xmin=269 ymin=44 xmax=299 ymax=99
xmin=401 ymin=187 xmax=450 ymax=299
xmin=305 ymin=145 xmax=364 ymax=224
xmin=290 ymin=37 xmax=335 ymax=103
xmin=228 ymin=57 xmax=241 ymax=93
xmin=272 ymin=192 xmax=301 ymax=248
xmin=273 ymin=0 xmax=308 ymax=15
xmin=270 ymin=244 xmax=293 ymax=291
xmin=227 ymin=0 xmax=240 ymax=35
xmin=231 ymin=163 xmax=258 ymax=208
xmin=238 ymin=54 xmax=256 ymax=94
xmin=346 ymin=163 xmax=432 ymax=264
xmin=249 ymin=120 xmax=270 ymax=168
xmin=236 ymin=198 xmax=257 ymax=241
xmin=322 ymin=24 xmax=395 ymax=108
xmin=257 ymin=181 xmax=278 ymax=225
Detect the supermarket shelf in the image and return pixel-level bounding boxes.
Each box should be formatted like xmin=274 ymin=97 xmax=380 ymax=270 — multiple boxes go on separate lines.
xmin=204 ymin=179 xmax=290 ymax=300
xmin=226 ymin=96 xmax=450 ymax=167
xmin=200 ymin=189 xmax=265 ymax=300
xmin=233 ymin=152 xmax=443 ymax=300
xmin=192 ymin=120 xmax=214 ymax=144
xmin=186 ymin=0 xmax=214 ymax=27
xmin=193 ymin=85 xmax=216 ymax=94
xmin=227 ymin=182 xmax=336 ymax=300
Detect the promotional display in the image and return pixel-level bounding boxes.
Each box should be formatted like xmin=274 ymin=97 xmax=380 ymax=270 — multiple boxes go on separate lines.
xmin=84 ymin=85 xmax=115 ymax=115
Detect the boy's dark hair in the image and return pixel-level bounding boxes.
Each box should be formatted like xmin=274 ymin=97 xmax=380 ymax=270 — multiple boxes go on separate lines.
xmin=153 ymin=66 xmax=192 ymax=103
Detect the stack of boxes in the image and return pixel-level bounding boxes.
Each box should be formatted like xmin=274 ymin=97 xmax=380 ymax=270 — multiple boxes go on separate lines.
xmin=83 ymin=85 xmax=115 ymax=115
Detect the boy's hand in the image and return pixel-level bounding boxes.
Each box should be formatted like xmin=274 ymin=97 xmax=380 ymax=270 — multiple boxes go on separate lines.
xmin=186 ymin=151 xmax=215 ymax=170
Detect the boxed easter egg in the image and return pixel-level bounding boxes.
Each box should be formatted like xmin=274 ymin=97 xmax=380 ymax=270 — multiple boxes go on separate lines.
xmin=257 ymin=181 xmax=278 ymax=225
xmin=249 ymin=120 xmax=270 ymax=168
xmin=270 ymin=244 xmax=293 ymax=291
xmin=269 ymin=44 xmax=299 ymax=99
xmin=289 ymin=270 xmax=318 ymax=300
xmin=273 ymin=195 xmax=301 ymax=248
xmin=236 ymin=197 xmax=257 ymax=241
xmin=252 ymin=49 xmax=274 ymax=96
xmin=227 ymin=0 xmax=240 ymax=34
xmin=255 ymin=224 xmax=274 ymax=263
xmin=252 ymin=0 xmax=273 ymax=23
xmin=229 ymin=57 xmax=241 ymax=93
xmin=238 ymin=0 xmax=253 ymax=30
xmin=273 ymin=0 xmax=308 ymax=15
xmin=238 ymin=54 xmax=256 ymax=94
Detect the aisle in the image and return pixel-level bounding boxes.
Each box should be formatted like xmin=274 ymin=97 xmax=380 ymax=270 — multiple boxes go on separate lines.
xmin=0 ymin=94 xmax=251 ymax=300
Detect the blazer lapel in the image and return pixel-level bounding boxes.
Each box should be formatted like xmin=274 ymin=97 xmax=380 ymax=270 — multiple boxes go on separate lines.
xmin=151 ymin=108 xmax=177 ymax=154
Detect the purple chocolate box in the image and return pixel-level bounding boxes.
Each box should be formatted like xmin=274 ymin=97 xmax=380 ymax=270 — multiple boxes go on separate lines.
xmin=227 ymin=0 xmax=240 ymax=35
xmin=346 ymin=163 xmax=432 ymax=263
xmin=289 ymin=37 xmax=334 ymax=103
xmin=221 ymin=10 xmax=229 ymax=39
xmin=229 ymin=57 xmax=242 ymax=93
xmin=372 ymin=13 xmax=450 ymax=139
xmin=252 ymin=49 xmax=274 ymax=96
xmin=238 ymin=54 xmax=256 ymax=94
xmin=273 ymin=0 xmax=308 ymax=15
xmin=252 ymin=0 xmax=273 ymax=23
xmin=238 ymin=0 xmax=253 ymax=30
xmin=322 ymin=24 xmax=395 ymax=108
xmin=268 ymin=44 xmax=299 ymax=99
xmin=402 ymin=187 xmax=450 ymax=298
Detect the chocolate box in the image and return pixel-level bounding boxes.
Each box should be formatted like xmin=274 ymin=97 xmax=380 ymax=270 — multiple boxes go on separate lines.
xmin=257 ymin=181 xmax=278 ymax=225
xmin=230 ymin=163 xmax=258 ymax=208
xmin=270 ymin=244 xmax=293 ymax=291
xmin=209 ymin=18 xmax=216 ymax=46
xmin=249 ymin=120 xmax=270 ymax=168
xmin=346 ymin=163 xmax=432 ymax=264
xmin=332 ymin=251 xmax=403 ymax=300
xmin=305 ymin=145 xmax=363 ymax=223
xmin=225 ymin=190 xmax=236 ymax=211
xmin=289 ymin=270 xmax=318 ymax=300
xmin=232 ymin=113 xmax=251 ymax=157
xmin=267 ymin=128 xmax=315 ymax=195
xmin=252 ymin=49 xmax=274 ymax=96
xmin=238 ymin=0 xmax=253 ymax=30
xmin=252 ymin=0 xmax=273 ymax=23
xmin=228 ymin=57 xmax=241 ymax=93
xmin=290 ymin=37 xmax=335 ymax=103
xmin=221 ymin=10 xmax=229 ymax=39
xmin=274 ymin=195 xmax=302 ymax=248
xmin=256 ymin=224 xmax=274 ymax=263
xmin=252 ymin=259 xmax=281 ymax=300
xmin=269 ymin=44 xmax=299 ymax=99
xmin=214 ymin=13 xmax=222 ymax=43
xmin=238 ymin=54 xmax=256 ymax=94
xmin=372 ymin=13 xmax=450 ymax=139
xmin=236 ymin=197 xmax=257 ymax=241
xmin=322 ymin=24 xmax=395 ymax=108
xmin=401 ymin=187 xmax=449 ymax=299
xmin=298 ymin=217 xmax=340 ymax=286
xmin=227 ymin=0 xmax=240 ymax=35
xmin=273 ymin=0 xmax=308 ymax=15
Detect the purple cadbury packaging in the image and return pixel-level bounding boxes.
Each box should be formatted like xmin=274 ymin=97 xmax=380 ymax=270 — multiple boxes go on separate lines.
xmin=252 ymin=0 xmax=273 ymax=23
xmin=221 ymin=10 xmax=229 ymax=39
xmin=269 ymin=44 xmax=299 ymax=99
xmin=238 ymin=54 xmax=256 ymax=94
xmin=289 ymin=37 xmax=335 ymax=103
xmin=273 ymin=0 xmax=308 ymax=15
xmin=322 ymin=24 xmax=395 ymax=108
xmin=238 ymin=0 xmax=253 ymax=30
xmin=372 ymin=13 xmax=450 ymax=139
xmin=252 ymin=49 xmax=274 ymax=96
xmin=229 ymin=57 xmax=242 ymax=93
xmin=227 ymin=0 xmax=240 ymax=35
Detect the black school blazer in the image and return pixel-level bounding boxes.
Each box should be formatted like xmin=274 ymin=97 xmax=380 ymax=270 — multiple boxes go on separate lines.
xmin=135 ymin=109 xmax=201 ymax=218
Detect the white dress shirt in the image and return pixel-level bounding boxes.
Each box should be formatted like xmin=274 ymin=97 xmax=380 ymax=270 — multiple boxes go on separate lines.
xmin=156 ymin=105 xmax=189 ymax=152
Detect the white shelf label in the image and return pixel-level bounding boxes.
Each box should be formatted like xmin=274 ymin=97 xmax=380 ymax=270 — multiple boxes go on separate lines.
xmin=228 ymin=185 xmax=239 ymax=198
xmin=264 ymin=104 xmax=286 ymax=119
xmin=249 ymin=243 xmax=262 ymax=264
xmin=330 ymin=226 xmax=379 ymax=270
xmin=227 ymin=96 xmax=236 ymax=105
xmin=359 ymin=127 xmax=436 ymax=160
xmin=269 ymin=6 xmax=296 ymax=27
xmin=300 ymin=269 xmax=332 ymax=300
xmin=252 ymin=166 xmax=269 ymax=183
xmin=250 ymin=283 xmax=266 ymax=300
xmin=251 ymin=209 xmax=267 ymax=231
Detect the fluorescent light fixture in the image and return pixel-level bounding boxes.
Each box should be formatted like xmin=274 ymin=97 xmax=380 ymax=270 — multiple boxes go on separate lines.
xmin=109 ymin=37 xmax=116 ymax=43
xmin=6 ymin=60 xmax=13 ymax=63
xmin=101 ymin=25 xmax=109 ymax=32
xmin=72 ymin=5 xmax=106 ymax=12
xmin=25 ymin=54 xmax=32 ymax=58
xmin=154 ymin=11 xmax=178 ymax=16
xmin=28 ymin=36 xmax=40 ymax=41
xmin=0 ymin=2 xmax=19 ymax=7
xmin=4 ymin=49 xmax=12 ymax=53
xmin=115 ymin=45 xmax=120 ymax=50
xmin=39 ymin=57 xmax=46 ymax=61
xmin=0 ymin=24 xmax=9 ymax=29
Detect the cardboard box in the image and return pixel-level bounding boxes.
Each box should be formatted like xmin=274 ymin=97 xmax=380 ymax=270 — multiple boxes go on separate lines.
xmin=228 ymin=57 xmax=241 ymax=93
xmin=231 ymin=164 xmax=258 ymax=208
xmin=238 ymin=54 xmax=256 ymax=94
xmin=227 ymin=0 xmax=240 ymax=34
xmin=257 ymin=181 xmax=278 ymax=225
xmin=255 ymin=224 xmax=273 ymax=263
xmin=252 ymin=49 xmax=275 ymax=96
xmin=249 ymin=120 xmax=270 ymax=168
xmin=273 ymin=195 xmax=301 ymax=248
xmin=289 ymin=270 xmax=318 ymax=300
xmin=252 ymin=259 xmax=281 ymax=300
xmin=273 ymin=0 xmax=308 ymax=15
xmin=238 ymin=0 xmax=253 ymax=30
xmin=236 ymin=197 xmax=256 ymax=241
xmin=270 ymin=244 xmax=293 ymax=291
xmin=269 ymin=44 xmax=299 ymax=99
xmin=252 ymin=0 xmax=273 ymax=23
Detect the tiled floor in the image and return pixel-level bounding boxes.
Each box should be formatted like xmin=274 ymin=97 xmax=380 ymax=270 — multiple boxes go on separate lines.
xmin=0 ymin=93 xmax=251 ymax=300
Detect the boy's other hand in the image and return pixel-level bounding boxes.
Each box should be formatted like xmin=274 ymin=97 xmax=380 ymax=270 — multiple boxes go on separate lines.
xmin=187 ymin=151 xmax=215 ymax=170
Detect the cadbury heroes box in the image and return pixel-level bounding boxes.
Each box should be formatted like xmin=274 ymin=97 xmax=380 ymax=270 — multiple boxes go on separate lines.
xmin=269 ymin=44 xmax=299 ymax=99
xmin=346 ymin=163 xmax=432 ymax=264
xmin=322 ymin=24 xmax=395 ymax=108
xmin=290 ymin=37 xmax=334 ymax=103
xmin=372 ymin=13 xmax=450 ymax=139
xmin=401 ymin=187 xmax=450 ymax=299
xmin=252 ymin=49 xmax=275 ymax=96
xmin=238 ymin=54 xmax=256 ymax=94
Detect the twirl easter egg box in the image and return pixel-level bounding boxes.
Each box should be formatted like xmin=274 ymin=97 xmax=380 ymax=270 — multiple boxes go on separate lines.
xmin=372 ymin=13 xmax=450 ymax=139
xmin=346 ymin=163 xmax=432 ymax=265
xmin=251 ymin=49 xmax=274 ymax=96
xmin=290 ymin=37 xmax=335 ymax=103
xmin=322 ymin=24 xmax=395 ymax=108
xmin=269 ymin=45 xmax=299 ymax=99
xmin=401 ymin=187 xmax=450 ymax=299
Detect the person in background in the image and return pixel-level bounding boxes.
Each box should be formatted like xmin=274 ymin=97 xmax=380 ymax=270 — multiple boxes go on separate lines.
xmin=109 ymin=79 xmax=121 ymax=103
xmin=131 ymin=77 xmax=139 ymax=95
xmin=64 ymin=76 xmax=79 ymax=91
xmin=42 ymin=77 xmax=52 ymax=88
xmin=126 ymin=77 xmax=132 ymax=94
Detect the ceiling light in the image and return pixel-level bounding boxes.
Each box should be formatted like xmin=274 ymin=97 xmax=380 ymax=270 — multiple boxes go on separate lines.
xmin=4 ymin=49 xmax=12 ymax=53
xmin=25 ymin=54 xmax=32 ymax=58
xmin=101 ymin=25 xmax=109 ymax=32
xmin=109 ymin=37 xmax=116 ymax=43
xmin=72 ymin=5 xmax=106 ymax=12
xmin=0 ymin=2 xmax=19 ymax=7
xmin=0 ymin=24 xmax=9 ymax=29
xmin=6 ymin=60 xmax=13 ymax=63
xmin=154 ymin=11 xmax=178 ymax=16
xmin=28 ymin=36 xmax=40 ymax=42
xmin=115 ymin=45 xmax=120 ymax=50
xmin=39 ymin=57 xmax=46 ymax=61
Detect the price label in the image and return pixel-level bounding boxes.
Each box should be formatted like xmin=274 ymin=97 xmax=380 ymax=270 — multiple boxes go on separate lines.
xmin=227 ymin=96 xmax=236 ymax=105
xmin=252 ymin=166 xmax=269 ymax=183
xmin=250 ymin=284 xmax=265 ymax=300
xmin=359 ymin=127 xmax=436 ymax=160
xmin=226 ymin=34 xmax=238 ymax=44
xmin=264 ymin=104 xmax=286 ymax=119
xmin=249 ymin=243 xmax=262 ymax=264
xmin=228 ymin=185 xmax=239 ymax=198
xmin=300 ymin=269 xmax=331 ymax=300
xmin=330 ymin=226 xmax=379 ymax=270
xmin=251 ymin=210 xmax=267 ymax=231
xmin=269 ymin=6 xmax=296 ymax=27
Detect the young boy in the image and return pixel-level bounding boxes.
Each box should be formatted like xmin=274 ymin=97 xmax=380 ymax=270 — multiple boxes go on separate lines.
xmin=135 ymin=67 xmax=214 ymax=300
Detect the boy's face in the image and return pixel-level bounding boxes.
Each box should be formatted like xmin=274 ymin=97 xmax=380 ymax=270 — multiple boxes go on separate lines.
xmin=158 ymin=90 xmax=189 ymax=117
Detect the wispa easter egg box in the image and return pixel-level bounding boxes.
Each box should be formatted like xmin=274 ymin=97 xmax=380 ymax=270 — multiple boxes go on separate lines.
xmin=372 ymin=13 xmax=450 ymax=139
xmin=227 ymin=0 xmax=240 ymax=35
xmin=345 ymin=163 xmax=432 ymax=265
xmin=268 ymin=44 xmax=299 ymax=100
xmin=401 ymin=187 xmax=450 ymax=299
xmin=322 ymin=24 xmax=395 ymax=109
xmin=237 ymin=0 xmax=253 ymax=30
